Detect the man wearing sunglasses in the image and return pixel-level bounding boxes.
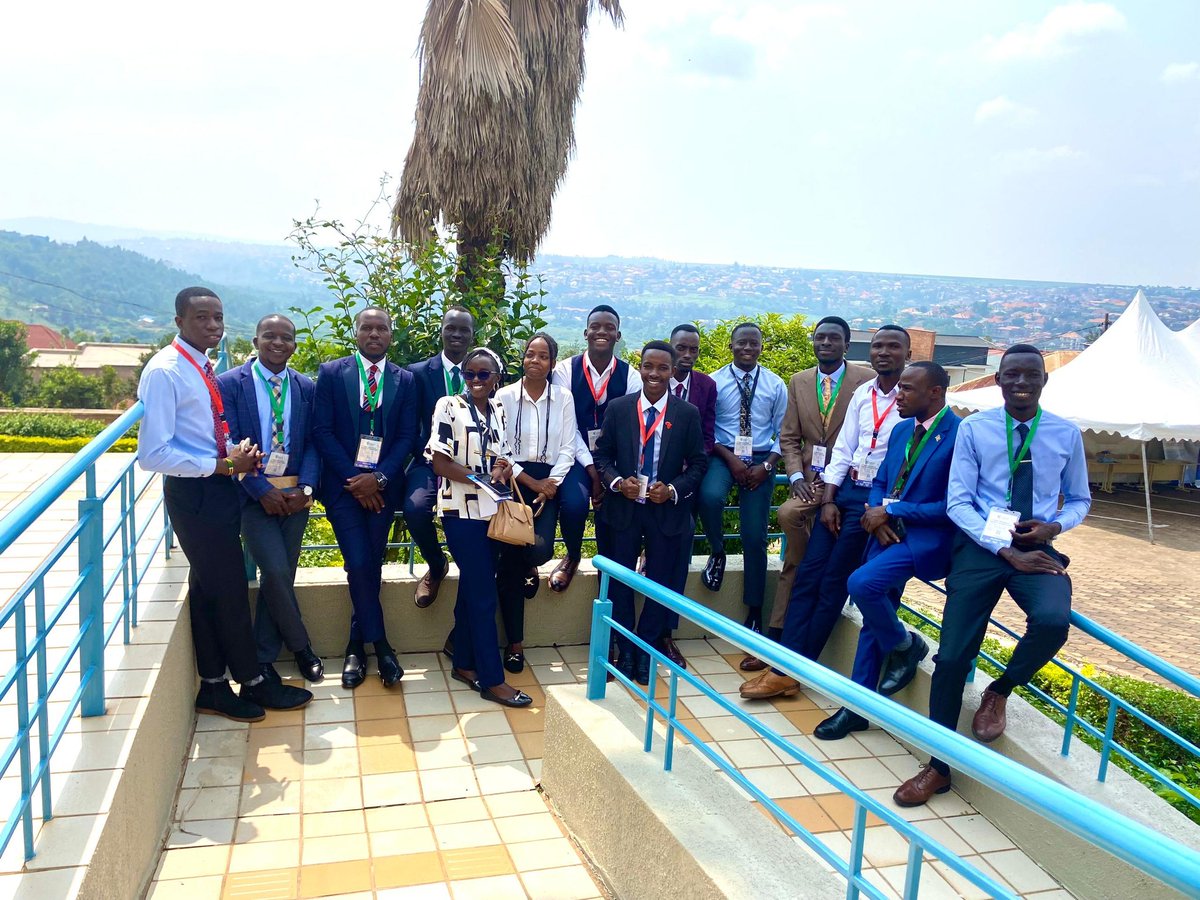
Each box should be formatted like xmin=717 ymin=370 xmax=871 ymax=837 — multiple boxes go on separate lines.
xmin=312 ymin=307 xmax=419 ymax=691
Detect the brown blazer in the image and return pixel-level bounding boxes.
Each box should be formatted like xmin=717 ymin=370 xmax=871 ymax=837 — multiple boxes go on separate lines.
xmin=780 ymin=363 xmax=875 ymax=486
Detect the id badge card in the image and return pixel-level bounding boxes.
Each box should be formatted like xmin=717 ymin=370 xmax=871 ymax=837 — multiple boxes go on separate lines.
xmin=355 ymin=435 xmax=382 ymax=469
xmin=882 ymin=497 xmax=897 ymax=509
xmin=810 ymin=444 xmax=828 ymax=472
xmin=263 ymin=451 xmax=289 ymax=477
xmin=733 ymin=435 xmax=754 ymax=461
xmin=587 ymin=429 xmax=602 ymax=452
xmin=982 ymin=507 xmax=1021 ymax=546
xmin=636 ymin=474 xmax=649 ymax=504
xmin=855 ymin=455 xmax=879 ymax=487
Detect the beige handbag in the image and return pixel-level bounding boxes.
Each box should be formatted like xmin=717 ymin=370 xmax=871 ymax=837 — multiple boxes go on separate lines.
xmin=487 ymin=470 xmax=536 ymax=546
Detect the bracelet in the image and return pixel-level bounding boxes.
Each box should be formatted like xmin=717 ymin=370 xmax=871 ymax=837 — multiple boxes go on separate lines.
xmin=223 ymin=457 xmax=234 ymax=475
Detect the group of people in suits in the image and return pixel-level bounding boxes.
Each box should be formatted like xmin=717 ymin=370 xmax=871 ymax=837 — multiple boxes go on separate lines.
xmin=139 ymin=286 xmax=1092 ymax=810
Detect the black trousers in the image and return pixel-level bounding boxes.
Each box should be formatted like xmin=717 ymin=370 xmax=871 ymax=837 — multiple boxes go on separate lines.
xmin=164 ymin=475 xmax=258 ymax=683
xmin=241 ymin=501 xmax=310 ymax=664
xmin=607 ymin=505 xmax=687 ymax=653
xmin=495 ymin=462 xmax=560 ymax=646
xmin=403 ymin=461 xmax=447 ymax=573
xmin=928 ymin=532 xmax=1072 ymax=736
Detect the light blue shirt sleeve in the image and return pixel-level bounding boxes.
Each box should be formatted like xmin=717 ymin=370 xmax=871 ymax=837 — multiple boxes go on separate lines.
xmin=946 ymin=417 xmax=996 ymax=550
xmin=136 ymin=346 xmax=220 ymax=478
xmin=1054 ymin=424 xmax=1092 ymax=533
xmin=713 ymin=365 xmax=786 ymax=454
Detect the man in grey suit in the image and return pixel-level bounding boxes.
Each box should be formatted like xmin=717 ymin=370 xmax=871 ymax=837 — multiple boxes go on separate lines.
xmin=218 ymin=315 xmax=324 ymax=684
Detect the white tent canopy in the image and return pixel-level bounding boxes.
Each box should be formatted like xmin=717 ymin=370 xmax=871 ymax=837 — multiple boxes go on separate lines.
xmin=950 ymin=290 xmax=1200 ymax=442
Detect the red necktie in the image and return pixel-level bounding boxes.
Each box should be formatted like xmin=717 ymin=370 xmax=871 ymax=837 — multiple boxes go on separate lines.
xmin=364 ymin=365 xmax=378 ymax=412
xmin=202 ymin=360 xmax=227 ymax=457
xmin=675 ymin=382 xmax=685 ymax=399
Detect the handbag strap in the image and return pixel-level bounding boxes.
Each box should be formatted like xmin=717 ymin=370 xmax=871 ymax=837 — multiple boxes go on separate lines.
xmin=505 ymin=465 xmax=538 ymax=518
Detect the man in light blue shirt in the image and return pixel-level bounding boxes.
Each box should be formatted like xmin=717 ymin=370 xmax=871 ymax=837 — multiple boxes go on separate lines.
xmin=696 ymin=322 xmax=787 ymax=629
xmin=895 ymin=344 xmax=1092 ymax=807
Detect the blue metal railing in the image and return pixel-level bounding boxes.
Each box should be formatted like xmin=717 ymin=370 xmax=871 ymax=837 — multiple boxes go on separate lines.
xmin=0 ymin=404 xmax=170 ymax=861
xmin=586 ymin=554 xmax=1200 ymax=899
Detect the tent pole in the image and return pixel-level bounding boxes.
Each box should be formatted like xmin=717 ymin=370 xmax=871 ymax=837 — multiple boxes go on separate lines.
xmin=1141 ymin=441 xmax=1155 ymax=545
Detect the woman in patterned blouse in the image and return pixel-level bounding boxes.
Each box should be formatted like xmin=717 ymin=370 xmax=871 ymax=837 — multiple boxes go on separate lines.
xmin=426 ymin=348 xmax=533 ymax=708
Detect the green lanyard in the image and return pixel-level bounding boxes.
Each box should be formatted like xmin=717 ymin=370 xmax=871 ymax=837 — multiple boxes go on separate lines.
xmin=815 ymin=367 xmax=846 ymax=420
xmin=253 ymin=365 xmax=290 ymax=447
xmin=444 ymin=363 xmax=463 ymax=396
xmin=356 ymin=354 xmax=384 ymax=434
xmin=890 ymin=406 xmax=947 ymax=497
xmin=1004 ymin=408 xmax=1041 ymax=506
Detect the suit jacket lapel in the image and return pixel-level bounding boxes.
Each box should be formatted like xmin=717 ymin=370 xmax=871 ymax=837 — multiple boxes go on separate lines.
xmin=900 ymin=413 xmax=951 ymax=499
xmin=657 ymin=396 xmax=678 ymax=470
xmin=828 ymin=366 xmax=857 ymax=434
xmin=795 ymin=370 xmax=822 ymax=439
xmin=241 ymin=363 xmax=263 ymax=447
xmin=287 ymin=366 xmax=305 ymax=451
xmin=342 ymin=357 xmax=359 ymax=423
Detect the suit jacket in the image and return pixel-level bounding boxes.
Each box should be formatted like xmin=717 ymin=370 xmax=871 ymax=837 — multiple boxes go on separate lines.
xmin=311 ymin=355 xmax=418 ymax=505
xmin=217 ymin=360 xmax=320 ymax=503
xmin=407 ymin=354 xmax=450 ymax=452
xmin=867 ymin=409 xmax=962 ymax=582
xmin=593 ymin=393 xmax=709 ymax=535
xmin=679 ymin=370 xmax=718 ymax=453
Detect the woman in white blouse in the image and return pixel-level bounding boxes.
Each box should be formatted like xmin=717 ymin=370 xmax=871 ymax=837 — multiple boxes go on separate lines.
xmin=426 ymin=347 xmax=532 ymax=708
xmin=494 ymin=333 xmax=578 ymax=673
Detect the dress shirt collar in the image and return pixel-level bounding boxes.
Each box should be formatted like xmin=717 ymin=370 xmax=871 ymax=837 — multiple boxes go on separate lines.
xmin=174 ymin=335 xmax=212 ymax=367
xmin=639 ymin=390 xmax=668 ymax=414
xmin=440 ymin=352 xmax=463 ymax=376
xmin=585 ymin=352 xmax=617 ymax=380
xmin=520 ymin=378 xmax=551 ymax=406
xmin=670 ymin=372 xmax=691 ymax=394
xmin=253 ymin=359 xmax=288 ymax=384
xmin=817 ymin=362 xmax=846 ymax=384
xmin=870 ymin=375 xmax=899 ymax=398
xmin=918 ymin=407 xmax=944 ymax=430
xmin=730 ymin=363 xmax=760 ymax=382
xmin=355 ymin=351 xmax=384 ymax=373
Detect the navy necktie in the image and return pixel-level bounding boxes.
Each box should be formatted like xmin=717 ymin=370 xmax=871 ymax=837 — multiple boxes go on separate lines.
xmin=641 ymin=406 xmax=658 ymax=481
xmin=1012 ymin=423 xmax=1034 ymax=520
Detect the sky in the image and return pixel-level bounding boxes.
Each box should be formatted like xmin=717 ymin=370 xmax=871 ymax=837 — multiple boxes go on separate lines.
xmin=1 ymin=1 xmax=1198 ymax=287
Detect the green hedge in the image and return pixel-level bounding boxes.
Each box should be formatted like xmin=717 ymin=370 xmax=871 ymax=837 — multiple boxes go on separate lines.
xmin=0 ymin=412 xmax=139 ymax=439
xmin=0 ymin=435 xmax=138 ymax=453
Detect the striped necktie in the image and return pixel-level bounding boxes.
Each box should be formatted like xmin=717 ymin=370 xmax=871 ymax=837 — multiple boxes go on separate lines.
xmin=739 ymin=373 xmax=753 ymax=437
xmin=364 ymin=364 xmax=378 ymax=412
xmin=269 ymin=375 xmax=284 ymax=450
xmin=201 ymin=359 xmax=227 ymax=457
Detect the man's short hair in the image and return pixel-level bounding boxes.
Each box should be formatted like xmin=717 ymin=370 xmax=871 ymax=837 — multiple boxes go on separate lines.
xmin=1002 ymin=342 xmax=1043 ymax=360
xmin=588 ymin=304 xmax=621 ymax=326
xmin=641 ymin=339 xmax=676 ymax=362
xmin=814 ymin=315 xmax=852 ymax=343
xmin=354 ymin=306 xmax=392 ymax=328
xmin=731 ymin=321 xmax=762 ymax=339
xmin=256 ymin=313 xmax=295 ymax=333
xmin=175 ymin=286 xmax=220 ymax=317
xmin=906 ymin=360 xmax=949 ymax=390
xmin=671 ymin=323 xmax=700 ymax=339
xmin=444 ymin=304 xmax=474 ymax=325
xmin=875 ymin=324 xmax=911 ymax=345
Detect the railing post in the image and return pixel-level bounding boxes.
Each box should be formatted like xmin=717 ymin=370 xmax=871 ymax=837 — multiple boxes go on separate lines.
xmin=78 ymin=467 xmax=106 ymax=717
xmin=586 ymin=573 xmax=613 ymax=701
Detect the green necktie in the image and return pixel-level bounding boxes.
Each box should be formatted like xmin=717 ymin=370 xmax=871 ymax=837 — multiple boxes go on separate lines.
xmin=450 ymin=366 xmax=462 ymax=395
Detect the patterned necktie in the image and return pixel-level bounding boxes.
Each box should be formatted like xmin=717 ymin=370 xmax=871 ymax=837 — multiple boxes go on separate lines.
xmin=450 ymin=365 xmax=462 ymax=395
xmin=1012 ymin=423 xmax=1035 ymax=520
xmin=269 ymin=375 xmax=284 ymax=450
xmin=739 ymin=372 xmax=753 ymax=437
xmin=675 ymin=382 xmax=685 ymax=399
xmin=364 ymin=364 xmax=378 ymax=412
xmin=201 ymin=359 xmax=227 ymax=457
xmin=641 ymin=406 xmax=658 ymax=481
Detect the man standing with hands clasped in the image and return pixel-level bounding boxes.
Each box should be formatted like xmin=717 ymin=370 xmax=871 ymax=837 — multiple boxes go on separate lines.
xmin=138 ymin=288 xmax=312 ymax=721
xmin=894 ymin=344 xmax=1091 ymax=806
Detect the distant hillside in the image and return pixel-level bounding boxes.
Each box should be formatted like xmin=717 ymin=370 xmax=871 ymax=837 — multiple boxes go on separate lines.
xmin=0 ymin=231 xmax=298 ymax=342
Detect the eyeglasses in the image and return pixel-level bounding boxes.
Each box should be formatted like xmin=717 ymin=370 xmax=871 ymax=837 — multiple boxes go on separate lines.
xmin=462 ymin=369 xmax=495 ymax=382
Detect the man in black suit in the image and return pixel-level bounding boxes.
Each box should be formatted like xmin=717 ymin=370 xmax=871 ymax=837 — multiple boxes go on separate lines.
xmin=404 ymin=306 xmax=475 ymax=608
xmin=312 ymin=307 xmax=418 ymax=689
xmin=594 ymin=341 xmax=709 ymax=685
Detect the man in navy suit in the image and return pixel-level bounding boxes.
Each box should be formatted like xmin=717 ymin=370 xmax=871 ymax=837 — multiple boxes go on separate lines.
xmin=809 ymin=361 xmax=961 ymax=740
xmin=218 ymin=315 xmax=324 ymax=686
xmin=312 ymin=307 xmax=418 ymax=690
xmin=404 ymin=306 xmax=475 ymax=608
xmin=593 ymin=341 xmax=709 ymax=685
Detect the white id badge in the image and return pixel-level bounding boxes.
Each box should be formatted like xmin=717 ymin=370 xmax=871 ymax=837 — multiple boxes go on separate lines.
xmin=636 ymin=474 xmax=649 ymax=504
xmin=882 ymin=497 xmax=897 ymax=508
xmin=355 ymin=435 xmax=382 ymax=469
xmin=263 ymin=451 xmax=289 ymax=477
xmin=982 ymin=507 xmax=1021 ymax=546
xmin=587 ymin=429 xmax=602 ymax=452
xmin=733 ymin=435 xmax=754 ymax=460
xmin=855 ymin=458 xmax=880 ymax=487
xmin=810 ymin=444 xmax=828 ymax=472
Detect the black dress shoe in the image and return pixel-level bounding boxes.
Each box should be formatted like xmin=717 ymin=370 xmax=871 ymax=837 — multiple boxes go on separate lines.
xmin=375 ymin=642 xmax=404 ymax=688
xmin=342 ymin=643 xmax=367 ymax=689
xmin=241 ymin=678 xmax=313 ymax=711
xmin=480 ymin=687 xmax=533 ymax=708
xmin=294 ymin=646 xmax=324 ymax=684
xmin=504 ymin=650 xmax=525 ymax=674
xmin=634 ymin=651 xmax=651 ymax=686
xmin=701 ymin=553 xmax=726 ymax=592
xmin=660 ymin=637 xmax=686 ymax=670
xmin=522 ymin=567 xmax=540 ymax=600
xmin=615 ymin=648 xmax=636 ymax=681
xmin=450 ymin=669 xmax=482 ymax=691
xmin=877 ymin=632 xmax=929 ymax=696
xmin=196 ymin=681 xmax=265 ymax=723
xmin=441 ymin=635 xmax=455 ymax=662
xmin=813 ymin=707 xmax=870 ymax=741
xmin=259 ymin=663 xmax=282 ymax=685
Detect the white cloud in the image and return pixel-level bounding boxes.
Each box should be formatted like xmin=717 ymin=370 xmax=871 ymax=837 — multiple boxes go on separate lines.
xmin=995 ymin=145 xmax=1085 ymax=174
xmin=975 ymin=96 xmax=1037 ymax=125
xmin=1161 ymin=62 xmax=1200 ymax=84
xmin=984 ymin=2 xmax=1126 ymax=62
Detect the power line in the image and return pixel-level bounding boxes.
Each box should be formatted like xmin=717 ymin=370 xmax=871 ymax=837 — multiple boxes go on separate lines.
xmin=0 ymin=269 xmax=161 ymax=314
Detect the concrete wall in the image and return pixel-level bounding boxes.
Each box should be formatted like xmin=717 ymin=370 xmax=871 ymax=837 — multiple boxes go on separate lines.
xmin=541 ymin=684 xmax=843 ymax=900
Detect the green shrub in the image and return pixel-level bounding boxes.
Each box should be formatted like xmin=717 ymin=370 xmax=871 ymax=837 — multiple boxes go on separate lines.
xmin=0 ymin=435 xmax=137 ymax=453
xmin=0 ymin=413 xmax=114 ymax=439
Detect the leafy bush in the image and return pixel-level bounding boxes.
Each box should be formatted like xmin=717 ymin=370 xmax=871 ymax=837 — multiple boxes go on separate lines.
xmin=32 ymin=365 xmax=135 ymax=409
xmin=0 ymin=435 xmax=137 ymax=453
xmin=0 ymin=413 xmax=110 ymax=438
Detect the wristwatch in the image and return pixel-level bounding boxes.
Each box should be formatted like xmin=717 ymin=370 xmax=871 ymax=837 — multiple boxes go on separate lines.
xmin=300 ymin=485 xmax=313 ymax=497
xmin=373 ymin=471 xmax=388 ymax=489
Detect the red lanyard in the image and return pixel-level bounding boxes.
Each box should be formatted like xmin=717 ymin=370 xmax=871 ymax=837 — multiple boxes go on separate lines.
xmin=869 ymin=388 xmax=897 ymax=450
xmin=583 ymin=358 xmax=616 ymax=426
xmin=173 ymin=341 xmax=230 ymax=445
xmin=637 ymin=399 xmax=668 ymax=470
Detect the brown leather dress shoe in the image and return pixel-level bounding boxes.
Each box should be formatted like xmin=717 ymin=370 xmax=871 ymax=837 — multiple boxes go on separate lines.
xmin=660 ymin=637 xmax=686 ymax=670
xmin=740 ymin=655 xmax=768 ymax=672
xmin=893 ymin=765 xmax=952 ymax=807
xmin=972 ymin=689 xmax=1008 ymax=743
xmin=549 ymin=557 xmax=579 ymax=593
xmin=739 ymin=671 xmax=800 ymax=700
xmin=415 ymin=565 xmax=446 ymax=609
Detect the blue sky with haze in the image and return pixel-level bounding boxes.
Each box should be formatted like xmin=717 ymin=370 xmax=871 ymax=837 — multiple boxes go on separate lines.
xmin=2 ymin=1 xmax=1196 ymax=286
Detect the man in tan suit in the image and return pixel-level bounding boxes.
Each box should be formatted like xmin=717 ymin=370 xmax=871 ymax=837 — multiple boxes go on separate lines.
xmin=741 ymin=316 xmax=873 ymax=670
